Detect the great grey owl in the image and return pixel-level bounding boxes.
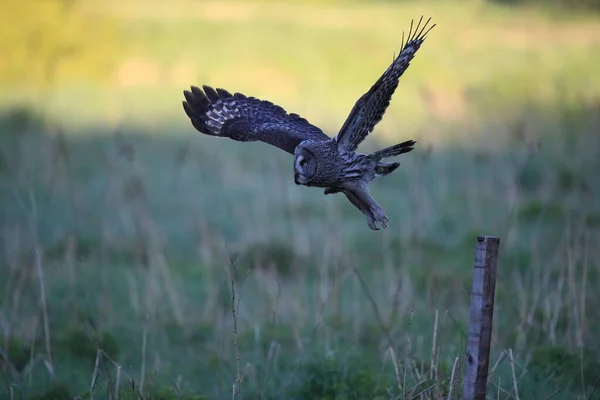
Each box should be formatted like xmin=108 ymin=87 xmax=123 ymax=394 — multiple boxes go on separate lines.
xmin=182 ymin=17 xmax=435 ymax=230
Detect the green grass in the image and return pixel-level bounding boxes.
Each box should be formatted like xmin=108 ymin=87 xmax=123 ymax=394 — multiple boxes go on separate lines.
xmin=1 ymin=1 xmax=600 ymax=399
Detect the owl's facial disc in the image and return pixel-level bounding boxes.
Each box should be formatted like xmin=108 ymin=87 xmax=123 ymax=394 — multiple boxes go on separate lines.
xmin=294 ymin=148 xmax=317 ymax=185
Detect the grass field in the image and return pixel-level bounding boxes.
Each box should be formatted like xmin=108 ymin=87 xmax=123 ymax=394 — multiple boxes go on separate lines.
xmin=1 ymin=1 xmax=600 ymax=399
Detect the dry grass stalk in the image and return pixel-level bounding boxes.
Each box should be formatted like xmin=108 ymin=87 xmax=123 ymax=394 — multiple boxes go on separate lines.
xmin=99 ymin=349 xmax=145 ymax=399
xmin=139 ymin=327 xmax=148 ymax=393
xmin=430 ymin=309 xmax=439 ymax=382
xmin=387 ymin=346 xmax=402 ymax=391
xmin=229 ymin=255 xmax=242 ymax=399
xmin=89 ymin=349 xmax=102 ymax=400
xmin=351 ymin=266 xmax=397 ymax=351
xmin=115 ymin=365 xmax=122 ymax=400
xmin=488 ymin=350 xmax=507 ymax=378
xmin=508 ymin=348 xmax=520 ymax=400
xmin=14 ymin=189 xmax=55 ymax=379
xmin=447 ymin=356 xmax=460 ymax=400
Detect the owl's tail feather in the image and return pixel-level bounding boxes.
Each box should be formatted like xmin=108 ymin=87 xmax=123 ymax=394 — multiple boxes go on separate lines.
xmin=371 ymin=140 xmax=416 ymax=160
xmin=372 ymin=139 xmax=415 ymax=176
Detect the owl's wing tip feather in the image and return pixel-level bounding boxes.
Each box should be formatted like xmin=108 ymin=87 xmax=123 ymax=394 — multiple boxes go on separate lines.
xmin=181 ymin=82 xmax=330 ymax=154
xmin=335 ymin=17 xmax=434 ymax=152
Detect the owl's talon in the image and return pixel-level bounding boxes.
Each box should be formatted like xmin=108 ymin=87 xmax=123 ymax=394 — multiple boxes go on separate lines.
xmin=366 ymin=219 xmax=380 ymax=230
xmin=365 ymin=212 xmax=388 ymax=230
xmin=372 ymin=208 xmax=389 ymax=230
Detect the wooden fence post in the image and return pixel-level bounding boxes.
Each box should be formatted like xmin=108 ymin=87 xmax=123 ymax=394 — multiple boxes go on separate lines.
xmin=462 ymin=236 xmax=500 ymax=400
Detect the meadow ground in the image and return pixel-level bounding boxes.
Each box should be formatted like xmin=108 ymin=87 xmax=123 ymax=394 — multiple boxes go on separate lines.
xmin=1 ymin=1 xmax=600 ymax=399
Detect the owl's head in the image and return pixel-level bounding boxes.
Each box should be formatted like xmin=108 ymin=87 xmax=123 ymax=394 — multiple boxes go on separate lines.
xmin=293 ymin=145 xmax=318 ymax=186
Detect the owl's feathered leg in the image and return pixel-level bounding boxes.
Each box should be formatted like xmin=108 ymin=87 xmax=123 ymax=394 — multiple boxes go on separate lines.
xmin=341 ymin=190 xmax=380 ymax=230
xmin=352 ymin=189 xmax=389 ymax=230
xmin=325 ymin=186 xmax=388 ymax=230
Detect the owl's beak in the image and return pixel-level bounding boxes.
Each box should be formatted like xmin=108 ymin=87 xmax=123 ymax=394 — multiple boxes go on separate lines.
xmin=294 ymin=172 xmax=300 ymax=185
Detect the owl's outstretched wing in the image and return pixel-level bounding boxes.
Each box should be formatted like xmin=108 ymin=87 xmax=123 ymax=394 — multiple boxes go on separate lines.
xmin=335 ymin=16 xmax=435 ymax=153
xmin=182 ymin=85 xmax=331 ymax=155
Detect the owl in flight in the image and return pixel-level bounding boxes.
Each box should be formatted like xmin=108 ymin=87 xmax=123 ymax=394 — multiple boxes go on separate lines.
xmin=182 ymin=17 xmax=434 ymax=230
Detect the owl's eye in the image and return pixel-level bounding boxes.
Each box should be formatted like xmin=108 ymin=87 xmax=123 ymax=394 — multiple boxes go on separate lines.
xmin=300 ymin=159 xmax=308 ymax=167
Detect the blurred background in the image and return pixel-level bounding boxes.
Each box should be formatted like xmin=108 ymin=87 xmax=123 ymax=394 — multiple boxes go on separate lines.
xmin=1 ymin=0 xmax=600 ymax=399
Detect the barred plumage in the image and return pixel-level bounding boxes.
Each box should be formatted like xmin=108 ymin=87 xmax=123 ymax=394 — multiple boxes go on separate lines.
xmin=334 ymin=17 xmax=434 ymax=153
xmin=182 ymin=17 xmax=435 ymax=230
xmin=182 ymin=87 xmax=329 ymax=154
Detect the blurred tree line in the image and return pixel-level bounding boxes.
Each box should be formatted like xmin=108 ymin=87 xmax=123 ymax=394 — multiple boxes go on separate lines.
xmin=0 ymin=0 xmax=596 ymax=92
xmin=489 ymin=0 xmax=600 ymax=11
xmin=0 ymin=0 xmax=122 ymax=90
